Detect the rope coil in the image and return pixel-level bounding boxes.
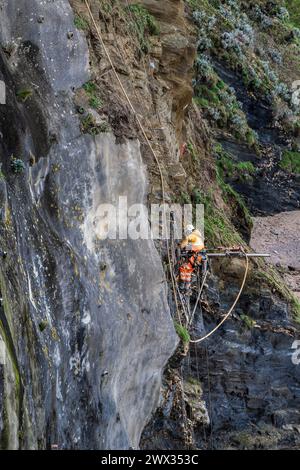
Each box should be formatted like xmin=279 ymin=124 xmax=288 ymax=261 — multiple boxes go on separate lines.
xmin=190 ymin=254 xmax=249 ymax=344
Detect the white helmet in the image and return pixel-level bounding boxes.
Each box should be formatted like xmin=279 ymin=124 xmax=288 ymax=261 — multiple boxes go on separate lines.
xmin=184 ymin=224 xmax=195 ymax=237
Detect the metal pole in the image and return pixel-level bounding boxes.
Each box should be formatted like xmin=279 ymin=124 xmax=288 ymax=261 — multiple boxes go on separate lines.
xmin=206 ymin=252 xmax=270 ymax=258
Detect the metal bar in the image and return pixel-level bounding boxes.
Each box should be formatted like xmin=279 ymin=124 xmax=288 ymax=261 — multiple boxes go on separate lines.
xmin=206 ymin=252 xmax=270 ymax=258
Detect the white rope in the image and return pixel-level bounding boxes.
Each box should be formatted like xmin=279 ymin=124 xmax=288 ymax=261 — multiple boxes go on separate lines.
xmin=190 ymin=254 xmax=249 ymax=344
xmin=188 ymin=267 xmax=209 ymax=327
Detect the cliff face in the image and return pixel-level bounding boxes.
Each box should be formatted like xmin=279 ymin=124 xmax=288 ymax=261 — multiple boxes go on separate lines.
xmin=0 ymin=0 xmax=177 ymax=449
xmin=0 ymin=0 xmax=300 ymax=450
xmin=140 ymin=0 xmax=300 ymax=450
xmin=135 ymin=0 xmax=196 ymax=138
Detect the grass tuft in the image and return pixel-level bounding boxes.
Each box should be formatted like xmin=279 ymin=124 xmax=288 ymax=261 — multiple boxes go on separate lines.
xmin=83 ymin=81 xmax=103 ymax=109
xmin=74 ymin=15 xmax=89 ymax=30
xmin=16 ymin=88 xmax=33 ymax=103
xmin=174 ymin=321 xmax=191 ymax=344
xmin=280 ymin=150 xmax=300 ymax=174
xmin=125 ymin=4 xmax=160 ymax=53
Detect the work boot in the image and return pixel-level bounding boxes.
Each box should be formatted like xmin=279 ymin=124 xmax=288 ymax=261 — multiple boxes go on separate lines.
xmin=179 ymin=283 xmax=186 ymax=293
xmin=179 ymin=282 xmax=190 ymax=295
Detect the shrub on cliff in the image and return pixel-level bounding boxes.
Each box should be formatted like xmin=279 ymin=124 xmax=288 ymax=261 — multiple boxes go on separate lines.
xmin=126 ymin=4 xmax=159 ymax=53
xmin=280 ymin=149 xmax=300 ymax=173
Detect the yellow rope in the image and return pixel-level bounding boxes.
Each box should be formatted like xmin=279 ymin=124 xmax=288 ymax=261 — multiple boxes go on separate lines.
xmin=83 ymin=0 xmax=183 ymax=323
xmin=190 ymin=254 xmax=249 ymax=343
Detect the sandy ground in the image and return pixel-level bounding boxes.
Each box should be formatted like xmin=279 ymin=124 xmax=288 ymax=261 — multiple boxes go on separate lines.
xmin=250 ymin=211 xmax=300 ymax=299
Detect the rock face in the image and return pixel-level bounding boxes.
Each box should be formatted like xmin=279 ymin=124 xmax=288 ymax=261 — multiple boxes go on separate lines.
xmin=190 ymin=266 xmax=300 ymax=450
xmin=0 ymin=0 xmax=177 ymax=449
xmin=142 ymin=0 xmax=195 ymax=138
xmin=142 ymin=261 xmax=300 ymax=450
xmin=214 ymin=61 xmax=300 ymax=216
xmin=0 ymin=0 xmax=300 ymax=451
xmin=121 ymin=0 xmax=196 ymax=162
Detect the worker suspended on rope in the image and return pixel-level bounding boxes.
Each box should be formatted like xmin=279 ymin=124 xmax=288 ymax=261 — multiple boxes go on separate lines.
xmin=178 ymin=225 xmax=207 ymax=294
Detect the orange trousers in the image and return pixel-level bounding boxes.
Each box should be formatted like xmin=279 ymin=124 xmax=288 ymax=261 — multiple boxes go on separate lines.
xmin=179 ymin=253 xmax=202 ymax=283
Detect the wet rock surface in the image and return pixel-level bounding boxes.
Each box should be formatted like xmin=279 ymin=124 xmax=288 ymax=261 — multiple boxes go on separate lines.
xmin=191 ymin=271 xmax=300 ymax=449
xmin=0 ymin=0 xmax=177 ymax=449
xmin=143 ymin=260 xmax=300 ymax=450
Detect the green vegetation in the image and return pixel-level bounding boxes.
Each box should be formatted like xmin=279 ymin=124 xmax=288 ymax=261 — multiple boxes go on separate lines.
xmin=83 ymin=81 xmax=103 ymax=109
xmin=255 ymin=265 xmax=300 ymax=323
xmin=285 ymin=0 xmax=300 ymax=28
xmin=236 ymin=161 xmax=255 ymax=174
xmin=38 ymin=320 xmax=49 ymax=332
xmin=217 ymin=153 xmax=255 ymax=181
xmin=240 ymin=314 xmax=256 ymax=329
xmin=187 ymin=141 xmax=198 ymax=162
xmin=174 ymin=321 xmax=191 ymax=344
xmin=74 ymin=15 xmax=88 ymax=31
xmin=81 ymin=114 xmax=96 ymax=134
xmin=193 ymin=96 xmax=210 ymax=108
xmin=214 ymin=144 xmax=254 ymax=231
xmin=194 ymin=68 xmax=258 ymax=146
xmin=186 ymin=0 xmax=218 ymax=14
xmin=189 ymin=0 xmax=298 ymax=140
xmin=10 ymin=157 xmax=25 ymax=174
xmin=186 ymin=0 xmax=201 ymax=9
xmin=98 ymin=121 xmax=111 ymax=133
xmin=80 ymin=113 xmax=110 ymax=135
xmin=280 ymin=150 xmax=300 ymax=173
xmin=191 ymin=187 xmax=245 ymax=246
xmin=214 ymin=143 xmax=255 ymax=179
xmin=126 ymin=4 xmax=160 ymax=53
xmin=89 ymin=96 xmax=102 ymax=109
xmin=16 ymin=88 xmax=33 ymax=103
xmin=291 ymin=297 xmax=300 ymax=323
xmin=178 ymin=191 xmax=191 ymax=205
xmin=176 ymin=141 xmax=252 ymax=246
xmin=101 ymin=0 xmax=115 ymax=15
xmin=196 ymin=84 xmax=221 ymax=106
xmin=187 ymin=376 xmax=201 ymax=386
xmin=218 ymin=175 xmax=253 ymax=231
